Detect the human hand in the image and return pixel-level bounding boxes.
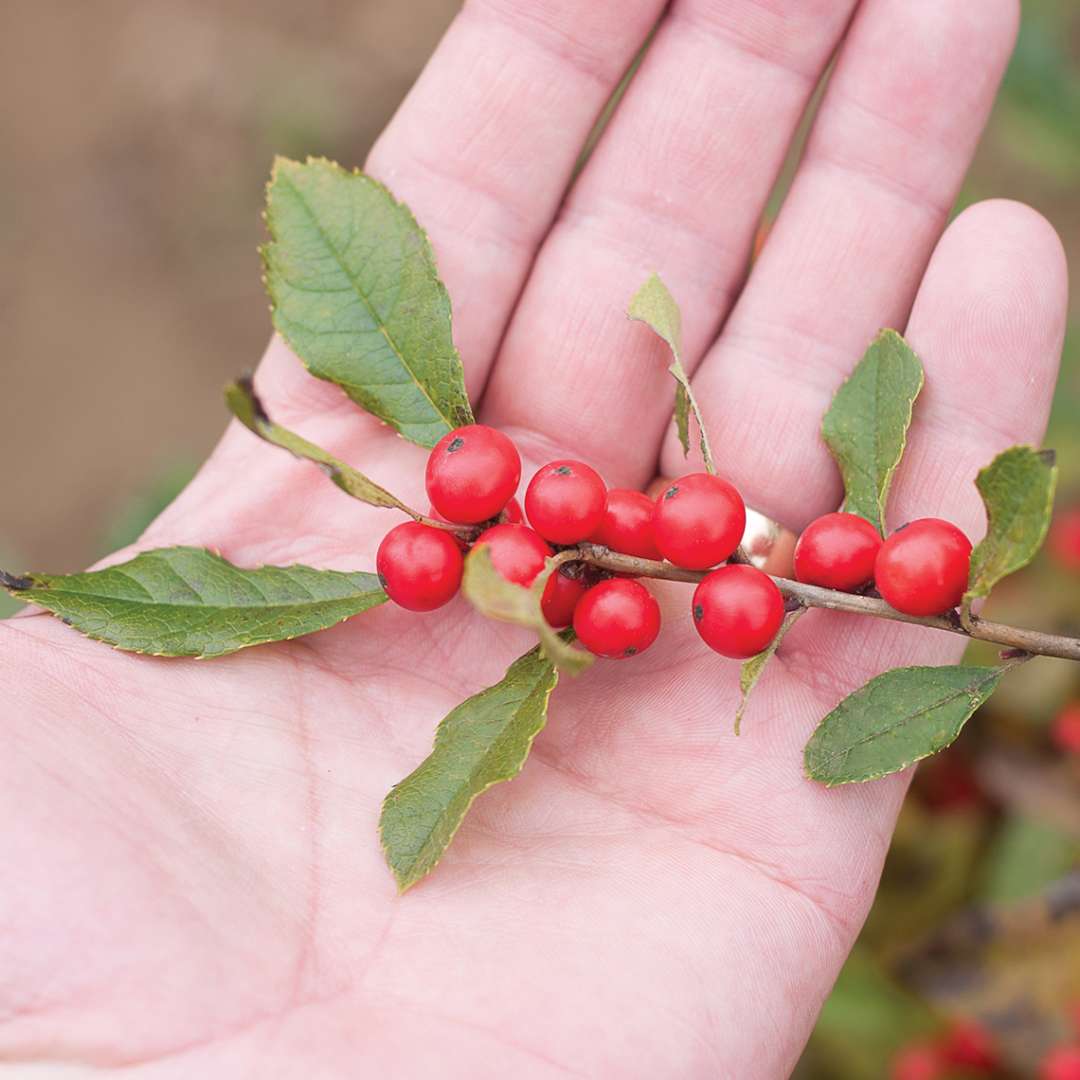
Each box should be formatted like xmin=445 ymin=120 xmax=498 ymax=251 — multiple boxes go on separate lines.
xmin=0 ymin=1 xmax=1067 ymax=1076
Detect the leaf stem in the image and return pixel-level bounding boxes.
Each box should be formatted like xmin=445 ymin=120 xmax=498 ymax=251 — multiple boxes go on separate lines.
xmin=572 ymin=544 xmax=1080 ymax=663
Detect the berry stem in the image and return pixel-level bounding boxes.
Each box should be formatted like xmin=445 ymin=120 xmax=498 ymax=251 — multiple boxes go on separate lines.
xmin=574 ymin=544 xmax=1080 ymax=662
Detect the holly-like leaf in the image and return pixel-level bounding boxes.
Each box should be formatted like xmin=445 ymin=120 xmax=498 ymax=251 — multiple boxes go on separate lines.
xmin=263 ymin=156 xmax=474 ymax=448
xmin=380 ymin=646 xmax=559 ymax=892
xmin=734 ymin=606 xmax=805 ymax=735
xmin=964 ymin=446 xmax=1058 ymax=612
xmin=804 ymin=664 xmax=1006 ymax=787
xmin=0 ymin=547 xmax=386 ymax=657
xmin=628 ymin=273 xmax=716 ymax=473
xmin=822 ymin=330 xmax=924 ymax=535
xmin=461 ymin=547 xmax=592 ymax=675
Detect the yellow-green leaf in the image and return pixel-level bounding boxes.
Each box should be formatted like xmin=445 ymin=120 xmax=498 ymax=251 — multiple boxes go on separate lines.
xmin=263 ymin=156 xmax=474 ymax=448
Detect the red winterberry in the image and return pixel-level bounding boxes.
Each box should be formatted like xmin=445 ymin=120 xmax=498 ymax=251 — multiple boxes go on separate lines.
xmin=941 ymin=1020 xmax=997 ymax=1072
xmin=591 ymin=489 xmax=661 ymax=560
xmin=502 ymin=496 xmax=524 ymax=524
xmin=425 ymin=424 xmax=521 ymax=524
xmin=474 ymin=523 xmax=552 ymax=587
xmin=376 ymin=522 xmax=463 ymax=612
xmin=653 ymin=473 xmax=746 ymax=570
xmin=874 ymin=518 xmax=972 ymax=616
xmin=1050 ymin=507 xmax=1080 ymax=572
xmin=541 ymin=564 xmax=589 ymax=629
xmin=891 ymin=1042 xmax=945 ymax=1080
xmin=794 ymin=511 xmax=882 ymax=592
xmin=1042 ymin=1044 xmax=1080 ymax=1080
xmin=573 ymin=578 xmax=661 ymax=659
xmin=525 ymin=460 xmax=607 ymax=544
xmin=1051 ymin=702 xmax=1080 ymax=755
xmin=692 ymin=564 xmax=784 ymax=659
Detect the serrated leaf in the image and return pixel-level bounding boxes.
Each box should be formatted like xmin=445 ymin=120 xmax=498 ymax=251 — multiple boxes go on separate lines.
xmin=0 ymin=547 xmax=386 ymax=657
xmin=735 ymin=605 xmax=805 ymax=735
xmin=380 ymin=646 xmax=559 ymax=891
xmin=804 ymin=664 xmax=1005 ymax=787
xmin=461 ymin=547 xmax=592 ymax=675
xmin=964 ymin=445 xmax=1057 ymax=611
xmin=822 ymin=330 xmax=924 ymax=535
xmin=628 ymin=273 xmax=716 ymax=473
xmin=225 ymin=375 xmax=413 ymax=512
xmin=263 ymin=156 xmax=474 ymax=448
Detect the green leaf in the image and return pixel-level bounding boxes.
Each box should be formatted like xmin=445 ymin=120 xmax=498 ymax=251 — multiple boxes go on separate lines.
xmin=980 ymin=815 xmax=1077 ymax=904
xmin=461 ymin=547 xmax=593 ymax=675
xmin=964 ymin=446 xmax=1058 ymax=611
xmin=380 ymin=646 xmax=559 ymax=891
xmin=1 ymin=546 xmax=386 ymax=657
xmin=628 ymin=273 xmax=716 ymax=473
xmin=225 ymin=375 xmax=413 ymax=513
xmin=822 ymin=330 xmax=925 ymax=535
xmin=263 ymin=156 xmax=474 ymax=448
xmin=804 ymin=664 xmax=1005 ymax=787
xmin=735 ymin=606 xmax=805 ymax=735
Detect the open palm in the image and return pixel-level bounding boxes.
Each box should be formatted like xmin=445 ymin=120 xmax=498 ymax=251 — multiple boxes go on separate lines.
xmin=1 ymin=1 xmax=1069 ymax=1076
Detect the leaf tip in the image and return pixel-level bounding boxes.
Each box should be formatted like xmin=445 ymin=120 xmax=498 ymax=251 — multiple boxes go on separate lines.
xmin=0 ymin=569 xmax=32 ymax=592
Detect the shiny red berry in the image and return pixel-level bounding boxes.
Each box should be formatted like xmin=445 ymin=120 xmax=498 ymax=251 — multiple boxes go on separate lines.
xmin=794 ymin=511 xmax=882 ymax=592
xmin=875 ymin=518 xmax=972 ymax=616
xmin=891 ymin=1043 xmax=945 ymax=1080
xmin=653 ymin=473 xmax=745 ymax=570
xmin=525 ymin=460 xmax=607 ymax=544
xmin=376 ymin=522 xmax=463 ymax=611
xmin=541 ymin=564 xmax=589 ymax=628
xmin=474 ymin=523 xmax=552 ymax=587
xmin=692 ymin=564 xmax=784 ymax=659
xmin=425 ymin=424 xmax=521 ymax=524
xmin=1042 ymin=1045 xmax=1080 ymax=1080
xmin=502 ymin=496 xmax=524 ymax=524
xmin=941 ymin=1021 xmax=997 ymax=1072
xmin=1052 ymin=702 xmax=1080 ymax=754
xmin=573 ymin=578 xmax=661 ymax=659
xmin=590 ymin=488 xmax=661 ymax=560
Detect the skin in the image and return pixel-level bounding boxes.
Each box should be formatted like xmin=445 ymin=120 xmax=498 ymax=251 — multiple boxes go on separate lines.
xmin=0 ymin=1 xmax=1069 ymax=1076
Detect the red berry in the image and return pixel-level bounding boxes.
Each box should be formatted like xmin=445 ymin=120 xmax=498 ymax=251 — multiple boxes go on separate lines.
xmin=376 ymin=522 xmax=463 ymax=611
xmin=591 ymin=489 xmax=661 ymax=560
xmin=525 ymin=460 xmax=607 ymax=544
xmin=941 ymin=1020 xmax=997 ymax=1071
xmin=794 ymin=511 xmax=882 ymax=592
xmin=573 ymin=579 xmax=661 ymax=659
xmin=541 ymin=564 xmax=589 ymax=629
xmin=692 ymin=564 xmax=784 ymax=659
xmin=502 ymin=496 xmax=524 ymax=524
xmin=1052 ymin=702 xmax=1080 ymax=754
xmin=425 ymin=424 xmax=521 ymax=524
xmin=1042 ymin=1044 xmax=1080 ymax=1080
xmin=874 ymin=518 xmax=972 ymax=616
xmin=474 ymin=523 xmax=552 ymax=587
xmin=1050 ymin=507 xmax=1080 ymax=572
xmin=891 ymin=1043 xmax=945 ymax=1080
xmin=652 ymin=473 xmax=746 ymax=570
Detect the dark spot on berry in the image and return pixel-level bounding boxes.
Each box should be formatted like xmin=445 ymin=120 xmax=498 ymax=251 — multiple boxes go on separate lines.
xmin=554 ymin=465 xmax=573 ymax=476
xmin=693 ymin=603 xmax=704 ymax=621
xmin=624 ymin=647 xmax=637 ymax=656
xmin=892 ymin=521 xmax=911 ymax=533
xmin=377 ymin=573 xmax=388 ymax=589
xmin=446 ymin=437 xmax=465 ymax=453
xmin=664 ymin=485 xmax=679 ymax=500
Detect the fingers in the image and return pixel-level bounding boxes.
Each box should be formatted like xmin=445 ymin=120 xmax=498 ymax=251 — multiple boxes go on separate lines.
xmin=664 ymin=0 xmax=1020 ymax=528
xmin=481 ymin=0 xmax=860 ymax=486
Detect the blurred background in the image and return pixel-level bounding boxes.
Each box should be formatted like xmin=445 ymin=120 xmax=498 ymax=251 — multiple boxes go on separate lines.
xmin=1 ymin=2 xmax=1077 ymax=1075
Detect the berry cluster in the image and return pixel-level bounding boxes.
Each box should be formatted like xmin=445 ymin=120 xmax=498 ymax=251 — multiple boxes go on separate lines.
xmin=891 ymin=1020 xmax=998 ymax=1080
xmin=376 ymin=423 xmax=977 ymax=661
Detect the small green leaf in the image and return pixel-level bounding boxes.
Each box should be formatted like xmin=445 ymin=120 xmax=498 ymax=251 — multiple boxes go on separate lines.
xmin=1 ymin=547 xmax=386 ymax=657
xmin=822 ymin=330 xmax=925 ymax=535
xmin=628 ymin=273 xmax=716 ymax=473
xmin=735 ymin=606 xmax=805 ymax=735
xmin=461 ymin=547 xmax=592 ymax=675
xmin=225 ymin=375 xmax=412 ymax=513
xmin=380 ymin=646 xmax=559 ymax=891
xmin=263 ymin=156 xmax=474 ymax=448
xmin=804 ymin=664 xmax=1005 ymax=786
xmin=964 ymin=446 xmax=1058 ymax=611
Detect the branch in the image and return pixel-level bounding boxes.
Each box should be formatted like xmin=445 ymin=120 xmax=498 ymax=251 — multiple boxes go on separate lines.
xmin=573 ymin=544 xmax=1080 ymax=663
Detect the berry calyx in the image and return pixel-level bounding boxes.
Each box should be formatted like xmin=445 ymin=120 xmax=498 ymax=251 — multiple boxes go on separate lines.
xmin=540 ymin=564 xmax=588 ymax=629
xmin=590 ymin=488 xmax=661 ymax=560
xmin=573 ymin=578 xmax=661 ymax=659
xmin=525 ymin=460 xmax=607 ymax=544
xmin=890 ymin=1042 xmax=945 ymax=1080
xmin=1042 ymin=1045 xmax=1080 ymax=1080
xmin=652 ymin=473 xmax=746 ymax=570
xmin=692 ymin=564 xmax=784 ymax=659
xmin=474 ymin=523 xmax=552 ymax=587
xmin=794 ymin=511 xmax=882 ymax=592
xmin=1051 ymin=701 xmax=1080 ymax=754
xmin=376 ymin=522 xmax=464 ymax=612
xmin=425 ymin=424 xmax=521 ymax=524
xmin=874 ymin=518 xmax=972 ymax=616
